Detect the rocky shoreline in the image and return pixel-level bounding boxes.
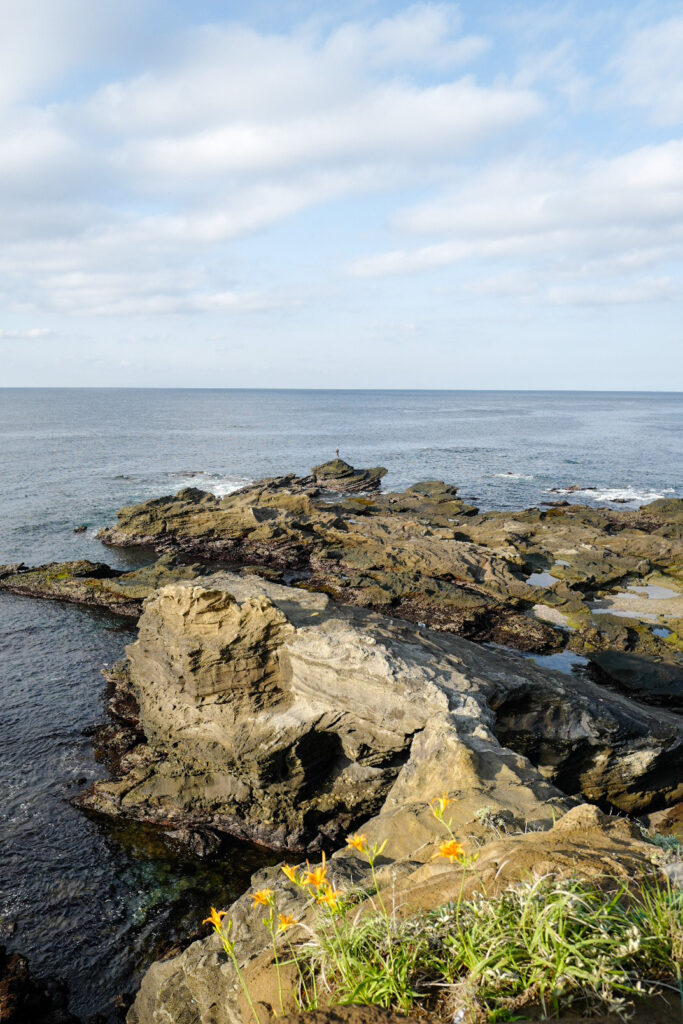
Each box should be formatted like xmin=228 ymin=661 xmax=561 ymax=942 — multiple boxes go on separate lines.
xmin=2 ymin=459 xmax=682 ymax=1024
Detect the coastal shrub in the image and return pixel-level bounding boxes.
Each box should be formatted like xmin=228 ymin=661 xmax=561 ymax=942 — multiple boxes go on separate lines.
xmin=203 ymin=796 xmax=683 ymax=1022
xmin=640 ymin=826 xmax=683 ymax=859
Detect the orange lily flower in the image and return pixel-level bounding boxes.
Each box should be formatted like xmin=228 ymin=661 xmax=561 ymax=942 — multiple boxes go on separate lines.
xmin=281 ymin=864 xmax=300 ymax=885
xmin=345 ymin=833 xmax=368 ymax=853
xmin=303 ymin=851 xmax=327 ymax=889
xmin=203 ymin=907 xmax=227 ymax=930
xmin=277 ymin=913 xmax=296 ymax=933
xmin=439 ymin=839 xmax=465 ymax=863
xmin=430 ymin=793 xmax=451 ymax=816
xmin=316 ymin=885 xmax=341 ymax=911
xmin=251 ymin=888 xmax=275 ymax=907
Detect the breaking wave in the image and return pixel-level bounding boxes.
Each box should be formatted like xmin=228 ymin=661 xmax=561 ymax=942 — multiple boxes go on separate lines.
xmin=173 ymin=473 xmax=253 ymax=497
xmin=548 ymin=486 xmax=676 ymax=505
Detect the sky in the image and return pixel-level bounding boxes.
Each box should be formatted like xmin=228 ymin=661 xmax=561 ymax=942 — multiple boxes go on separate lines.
xmin=1 ymin=0 xmax=682 ymax=389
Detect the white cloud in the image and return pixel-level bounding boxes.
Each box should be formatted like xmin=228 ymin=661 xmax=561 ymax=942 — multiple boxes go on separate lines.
xmin=611 ymin=14 xmax=683 ymax=126
xmin=0 ymin=0 xmax=154 ymax=108
xmin=322 ymin=4 xmax=489 ymax=72
xmin=547 ymin=277 xmax=677 ymax=306
xmin=0 ymin=260 xmax=290 ymax=317
xmin=1 ymin=0 xmax=682 ymax=382
xmin=349 ymin=140 xmax=683 ymax=303
xmin=393 ymin=142 xmax=683 ymax=237
xmin=0 ymin=327 xmax=52 ymax=340
xmin=0 ymin=3 xmax=543 ymax=317
xmin=126 ymin=79 xmax=539 ymax=181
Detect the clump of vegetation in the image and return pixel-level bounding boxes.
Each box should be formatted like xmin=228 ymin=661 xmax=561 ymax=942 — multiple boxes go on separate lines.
xmin=204 ymin=796 xmax=683 ymax=1022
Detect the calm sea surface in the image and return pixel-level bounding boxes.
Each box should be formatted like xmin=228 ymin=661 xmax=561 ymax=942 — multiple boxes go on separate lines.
xmin=0 ymin=388 xmax=681 ymax=1018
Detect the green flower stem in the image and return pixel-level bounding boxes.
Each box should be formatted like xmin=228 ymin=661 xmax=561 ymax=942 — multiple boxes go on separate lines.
xmin=286 ymin=934 xmax=316 ymax=1010
xmin=218 ymin=931 xmax=263 ymax=1024
xmin=367 ymin=852 xmax=396 ymax=979
xmin=263 ymin=909 xmax=285 ymax=1016
xmin=455 ymin=861 xmax=467 ymax=931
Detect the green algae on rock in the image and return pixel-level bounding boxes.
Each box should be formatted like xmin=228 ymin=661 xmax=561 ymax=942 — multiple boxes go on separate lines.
xmin=0 ymin=554 xmax=211 ymax=616
xmin=92 ymin=462 xmax=683 ymax=673
xmin=4 ymin=461 xmax=682 ymax=695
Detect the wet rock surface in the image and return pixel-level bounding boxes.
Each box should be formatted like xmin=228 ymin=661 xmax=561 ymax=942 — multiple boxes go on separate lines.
xmin=0 ymin=946 xmax=81 ymax=1024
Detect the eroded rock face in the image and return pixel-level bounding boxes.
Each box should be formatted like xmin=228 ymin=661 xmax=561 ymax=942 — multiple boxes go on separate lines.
xmin=77 ymin=574 xmax=683 ymax=859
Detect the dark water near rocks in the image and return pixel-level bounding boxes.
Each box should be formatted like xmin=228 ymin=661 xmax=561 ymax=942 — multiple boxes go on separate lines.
xmin=1 ymin=388 xmax=681 ymax=1018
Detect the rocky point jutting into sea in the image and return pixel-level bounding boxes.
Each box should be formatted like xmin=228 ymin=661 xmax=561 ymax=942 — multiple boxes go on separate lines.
xmin=1 ymin=458 xmax=682 ymax=1024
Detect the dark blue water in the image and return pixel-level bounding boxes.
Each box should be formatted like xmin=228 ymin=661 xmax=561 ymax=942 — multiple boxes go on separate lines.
xmin=0 ymin=388 xmax=681 ymax=1018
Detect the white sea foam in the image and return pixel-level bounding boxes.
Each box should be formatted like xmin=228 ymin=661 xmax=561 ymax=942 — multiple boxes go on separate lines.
xmin=548 ymin=486 xmax=675 ymax=505
xmin=174 ymin=474 xmax=253 ymax=497
xmin=495 ymin=472 xmax=534 ymax=480
xmin=204 ymin=476 xmax=253 ymax=498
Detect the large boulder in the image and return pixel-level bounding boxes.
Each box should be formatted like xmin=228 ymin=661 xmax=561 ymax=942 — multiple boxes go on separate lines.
xmin=78 ymin=574 xmax=683 ymax=858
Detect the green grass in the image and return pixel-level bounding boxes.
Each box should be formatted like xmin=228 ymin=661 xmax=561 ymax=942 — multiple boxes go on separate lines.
xmin=299 ymin=874 xmax=683 ymax=1021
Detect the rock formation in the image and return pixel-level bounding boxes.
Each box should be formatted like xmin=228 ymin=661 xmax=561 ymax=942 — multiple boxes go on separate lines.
xmin=5 ymin=463 xmax=682 ymax=700
xmin=76 ymin=573 xmax=683 ymax=859
xmin=91 ymin=465 xmax=683 ymax=680
xmin=311 ymin=458 xmax=387 ymax=493
xmin=0 ymin=554 xmax=209 ymax=617
xmin=2 ymin=460 xmax=682 ymax=1024
xmin=127 ymin=801 xmax=672 ymax=1024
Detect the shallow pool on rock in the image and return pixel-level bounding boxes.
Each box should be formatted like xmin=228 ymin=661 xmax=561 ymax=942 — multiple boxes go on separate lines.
xmin=626 ymin=583 xmax=679 ymax=600
xmin=523 ymin=649 xmax=591 ymax=675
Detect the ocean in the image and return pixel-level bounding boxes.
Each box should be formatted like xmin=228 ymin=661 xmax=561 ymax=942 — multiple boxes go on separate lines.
xmin=0 ymin=388 xmax=681 ymax=1018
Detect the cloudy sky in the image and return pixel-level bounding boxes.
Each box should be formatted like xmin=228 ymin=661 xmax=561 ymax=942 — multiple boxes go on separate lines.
xmin=1 ymin=0 xmax=682 ymax=388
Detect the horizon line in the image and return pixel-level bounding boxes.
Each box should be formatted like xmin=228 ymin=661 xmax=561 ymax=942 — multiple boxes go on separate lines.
xmin=1 ymin=386 xmax=682 ymax=395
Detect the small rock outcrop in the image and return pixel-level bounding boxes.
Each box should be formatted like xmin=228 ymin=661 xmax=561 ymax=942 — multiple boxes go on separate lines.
xmin=311 ymin=459 xmax=387 ymax=493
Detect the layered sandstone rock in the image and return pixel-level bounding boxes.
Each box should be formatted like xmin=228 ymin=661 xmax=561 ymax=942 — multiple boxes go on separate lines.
xmin=311 ymin=458 xmax=387 ymax=493
xmin=77 ymin=573 xmax=683 ymax=861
